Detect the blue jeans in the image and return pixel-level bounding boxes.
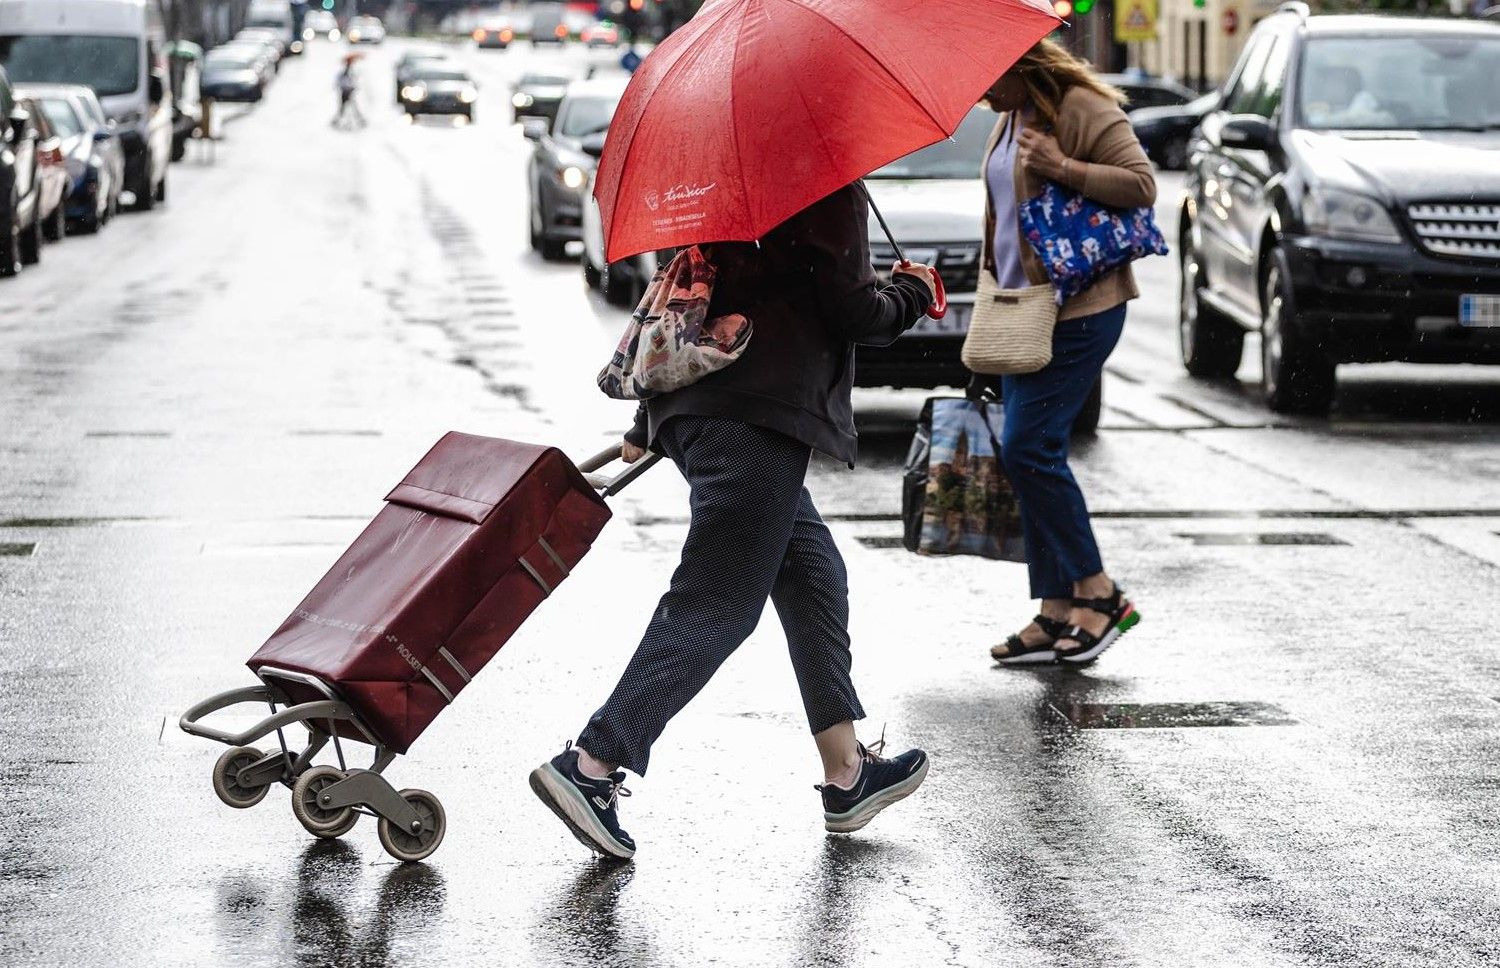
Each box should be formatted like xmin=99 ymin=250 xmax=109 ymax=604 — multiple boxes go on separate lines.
xmin=1000 ymin=303 xmax=1127 ymax=600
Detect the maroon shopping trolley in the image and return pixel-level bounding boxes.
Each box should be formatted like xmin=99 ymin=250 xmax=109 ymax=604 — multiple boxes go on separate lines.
xmin=180 ymin=432 xmax=657 ymax=862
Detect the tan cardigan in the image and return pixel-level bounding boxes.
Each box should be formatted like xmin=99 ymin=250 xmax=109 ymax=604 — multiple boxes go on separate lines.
xmin=981 ymin=85 xmax=1157 ymax=321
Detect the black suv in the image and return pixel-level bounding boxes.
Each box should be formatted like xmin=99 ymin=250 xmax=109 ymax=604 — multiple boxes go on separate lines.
xmin=1178 ymin=4 xmax=1500 ymax=413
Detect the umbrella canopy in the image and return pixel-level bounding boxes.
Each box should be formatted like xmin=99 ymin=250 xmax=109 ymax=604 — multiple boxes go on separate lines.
xmin=595 ymin=0 xmax=1060 ymax=262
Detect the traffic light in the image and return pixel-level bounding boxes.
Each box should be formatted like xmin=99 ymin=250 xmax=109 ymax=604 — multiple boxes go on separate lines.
xmin=1074 ymin=0 xmax=1094 ymax=13
xmin=1193 ymin=0 xmax=1206 ymax=7
xmin=1053 ymin=0 xmax=1071 ymax=14
xmin=321 ymin=0 xmax=333 ymax=8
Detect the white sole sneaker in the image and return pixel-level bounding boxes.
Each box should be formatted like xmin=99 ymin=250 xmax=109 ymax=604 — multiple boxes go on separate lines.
xmin=529 ymin=762 xmax=636 ymax=860
xmin=824 ymin=758 xmax=930 ymax=833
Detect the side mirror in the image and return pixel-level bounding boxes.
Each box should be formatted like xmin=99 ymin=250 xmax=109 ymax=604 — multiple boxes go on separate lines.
xmin=580 ymin=132 xmax=607 ymax=159
xmin=9 ymin=109 xmax=29 ymax=144
xmin=148 ymin=71 xmax=166 ymax=104
xmin=521 ymin=116 xmax=547 ymax=141
xmin=1218 ymin=114 xmax=1275 ymax=152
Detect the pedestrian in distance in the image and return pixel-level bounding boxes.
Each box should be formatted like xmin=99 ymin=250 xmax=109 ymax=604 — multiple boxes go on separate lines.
xmin=530 ymin=184 xmax=941 ymax=860
xmin=333 ymin=57 xmax=366 ymax=129
xmin=979 ymin=39 xmax=1156 ymax=667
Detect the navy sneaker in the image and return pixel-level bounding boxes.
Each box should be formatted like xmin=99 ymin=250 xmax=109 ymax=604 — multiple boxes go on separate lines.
xmin=818 ymin=741 xmax=929 ymax=833
xmin=529 ymin=744 xmax=636 ymax=860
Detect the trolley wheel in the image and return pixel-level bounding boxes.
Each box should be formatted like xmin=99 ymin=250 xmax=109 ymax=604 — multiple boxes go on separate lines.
xmin=291 ymin=766 xmax=359 ymax=839
xmin=212 ymin=746 xmax=271 ymax=809
xmin=377 ymin=788 xmax=446 ymax=863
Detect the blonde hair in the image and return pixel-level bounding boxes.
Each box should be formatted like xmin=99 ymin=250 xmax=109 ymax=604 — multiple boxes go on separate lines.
xmin=1006 ymin=38 xmax=1125 ymax=126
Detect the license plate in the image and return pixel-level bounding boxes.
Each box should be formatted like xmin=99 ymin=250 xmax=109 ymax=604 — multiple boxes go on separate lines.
xmin=908 ymin=302 xmax=971 ymax=337
xmin=1459 ymin=294 xmax=1500 ymax=328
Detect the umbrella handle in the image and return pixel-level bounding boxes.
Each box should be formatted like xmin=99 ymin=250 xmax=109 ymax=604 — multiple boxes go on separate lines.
xmin=901 ymin=260 xmax=947 ymax=319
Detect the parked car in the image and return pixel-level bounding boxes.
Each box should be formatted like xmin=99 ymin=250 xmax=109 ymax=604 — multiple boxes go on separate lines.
xmin=201 ymin=45 xmax=269 ymax=102
xmin=16 ymin=84 xmax=121 ymax=233
xmin=511 ymin=71 xmax=573 ymax=124
xmin=394 ymin=48 xmax=452 ymax=102
xmin=303 ymin=10 xmax=338 ymax=40
xmin=1178 ymin=5 xmax=1500 ymax=414
xmin=18 ymin=96 xmax=68 ymax=244
xmin=400 ymin=64 xmax=478 ymax=121
xmin=473 ymin=20 xmax=515 ymax=49
xmin=236 ymin=28 xmax=288 ymax=64
xmin=226 ymin=34 xmax=282 ymax=75
xmin=528 ymin=76 xmax=627 ymax=260
xmin=581 ymin=21 xmax=620 ymax=47
xmin=530 ymin=4 xmax=568 ymax=45
xmin=1099 ymin=72 xmax=1198 ymax=111
xmin=1130 ymin=91 xmax=1218 ymax=170
xmin=244 ymin=0 xmax=301 ymax=56
xmin=0 ymin=0 xmax=173 ymax=213
xmin=0 ymin=66 xmax=42 ymax=275
xmin=346 ymin=16 xmax=385 ymax=45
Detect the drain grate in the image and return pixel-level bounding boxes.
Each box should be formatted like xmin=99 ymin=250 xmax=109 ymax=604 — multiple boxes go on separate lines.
xmin=0 ymin=542 xmax=37 ymax=557
xmin=1176 ymin=532 xmax=1347 ymax=546
xmin=1049 ymin=701 xmax=1296 ymax=729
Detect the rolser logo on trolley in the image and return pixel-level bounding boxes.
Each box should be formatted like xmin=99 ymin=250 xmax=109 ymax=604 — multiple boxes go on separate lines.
xmin=393 ymin=637 xmax=422 ymax=671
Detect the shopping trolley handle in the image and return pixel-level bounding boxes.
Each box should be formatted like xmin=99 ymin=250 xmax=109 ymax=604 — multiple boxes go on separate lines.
xmin=577 ymin=443 xmax=662 ymax=497
xmin=179 ymin=685 xmax=354 ymax=747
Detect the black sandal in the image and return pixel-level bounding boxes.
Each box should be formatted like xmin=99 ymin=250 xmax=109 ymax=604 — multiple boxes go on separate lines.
xmin=1055 ymin=585 xmax=1140 ymax=665
xmin=991 ymin=614 xmax=1070 ymax=666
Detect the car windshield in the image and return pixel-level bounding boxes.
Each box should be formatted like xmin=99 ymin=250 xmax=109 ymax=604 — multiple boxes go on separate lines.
xmin=208 ymin=49 xmax=258 ymax=68
xmin=38 ymin=97 xmax=81 ymax=136
xmin=416 ymin=69 xmax=469 ymax=83
xmin=557 ymin=95 xmax=617 ymax=136
xmin=868 ymin=107 xmax=993 ymax=179
xmin=1298 ymin=34 xmax=1500 ymax=131
xmin=521 ymin=74 xmax=570 ymax=88
xmin=0 ymin=35 xmax=140 ymax=97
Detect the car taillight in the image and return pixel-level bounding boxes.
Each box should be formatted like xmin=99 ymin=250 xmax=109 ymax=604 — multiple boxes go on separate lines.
xmin=555 ymin=24 xmax=567 ymax=37
xmin=473 ymin=28 xmax=485 ymax=40
xmin=501 ymin=29 xmax=513 ymax=40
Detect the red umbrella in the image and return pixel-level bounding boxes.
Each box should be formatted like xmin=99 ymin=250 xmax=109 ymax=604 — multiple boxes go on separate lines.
xmin=595 ymin=0 xmax=1060 ymax=271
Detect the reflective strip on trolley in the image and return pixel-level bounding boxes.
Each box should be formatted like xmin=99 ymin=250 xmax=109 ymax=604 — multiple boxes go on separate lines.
xmin=437 ymin=646 xmax=472 ymax=684
xmin=420 ymin=665 xmax=455 ymax=703
xmin=537 ymin=537 xmax=570 ymax=577
xmin=518 ymin=555 xmax=553 ymax=596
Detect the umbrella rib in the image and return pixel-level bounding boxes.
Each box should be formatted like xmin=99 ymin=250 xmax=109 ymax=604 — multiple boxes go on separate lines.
xmin=771 ymin=0 xmax=951 ymax=138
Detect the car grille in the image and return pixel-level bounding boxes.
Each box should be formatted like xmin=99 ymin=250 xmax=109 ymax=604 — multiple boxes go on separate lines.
xmin=1407 ymin=203 xmax=1500 ymax=261
xmin=870 ymin=242 xmax=982 ymax=293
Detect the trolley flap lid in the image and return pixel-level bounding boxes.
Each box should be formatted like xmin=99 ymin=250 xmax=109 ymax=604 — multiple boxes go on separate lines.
xmin=382 ymin=432 xmax=558 ymax=525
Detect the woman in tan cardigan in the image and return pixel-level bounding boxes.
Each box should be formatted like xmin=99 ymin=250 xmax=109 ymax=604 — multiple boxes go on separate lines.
xmin=981 ymin=39 xmax=1156 ymax=667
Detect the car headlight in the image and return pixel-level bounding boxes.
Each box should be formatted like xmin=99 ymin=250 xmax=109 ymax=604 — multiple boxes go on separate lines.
xmin=513 ymin=92 xmax=534 ymax=108
xmin=1303 ymin=187 xmax=1401 ymax=243
xmin=402 ymin=86 xmax=426 ymax=101
xmin=330 ymin=28 xmax=340 ymax=40
xmin=560 ymin=165 xmax=586 ymax=190
xmin=348 ymin=30 xmax=361 ymax=41
xmin=458 ymin=88 xmax=477 ymax=104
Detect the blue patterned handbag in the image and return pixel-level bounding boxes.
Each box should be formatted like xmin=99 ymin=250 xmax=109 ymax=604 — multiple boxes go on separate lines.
xmin=1019 ymin=181 xmax=1168 ymax=302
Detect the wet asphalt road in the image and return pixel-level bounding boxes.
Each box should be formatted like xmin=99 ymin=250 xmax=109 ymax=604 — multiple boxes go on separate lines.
xmin=2 ymin=38 xmax=1500 ymax=968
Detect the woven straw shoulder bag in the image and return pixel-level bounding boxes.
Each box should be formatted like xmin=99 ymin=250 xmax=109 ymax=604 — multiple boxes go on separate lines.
xmin=960 ymin=270 xmax=1057 ymax=375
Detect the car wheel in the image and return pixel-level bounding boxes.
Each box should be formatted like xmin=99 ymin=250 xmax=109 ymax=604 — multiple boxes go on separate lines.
xmin=43 ymin=201 xmax=66 ymax=243
xmin=1179 ymin=231 xmax=1245 ymax=378
xmin=602 ymin=262 xmax=639 ymax=308
xmin=1072 ymin=376 xmax=1102 ymax=436
xmin=171 ymin=133 xmax=187 ymax=163
xmin=18 ymin=206 xmax=42 ymax=265
xmin=582 ymin=248 xmax=602 ymax=289
xmin=133 ymin=171 xmax=156 ymax=211
xmin=1161 ymin=135 xmax=1189 ymax=171
xmin=1261 ymin=247 xmax=1335 ymax=415
xmin=154 ymin=173 xmax=167 ymax=204
xmin=0 ymin=193 xmax=20 ymax=277
xmin=540 ymin=235 xmax=568 ymax=261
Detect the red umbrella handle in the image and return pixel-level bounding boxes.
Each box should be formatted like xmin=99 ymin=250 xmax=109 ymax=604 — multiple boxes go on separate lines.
xmin=901 ymin=260 xmax=947 ymax=319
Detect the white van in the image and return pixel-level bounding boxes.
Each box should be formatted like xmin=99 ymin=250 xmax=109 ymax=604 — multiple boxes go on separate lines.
xmin=0 ymin=0 xmax=172 ymax=210
xmin=245 ymin=0 xmax=302 ymax=56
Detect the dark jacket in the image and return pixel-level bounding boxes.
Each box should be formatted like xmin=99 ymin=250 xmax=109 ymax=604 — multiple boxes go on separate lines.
xmin=626 ymin=183 xmax=932 ymax=466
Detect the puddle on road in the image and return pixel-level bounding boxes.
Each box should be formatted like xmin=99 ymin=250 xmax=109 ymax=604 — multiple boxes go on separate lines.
xmin=855 ymin=536 xmax=905 ymax=550
xmin=0 ymin=516 xmax=161 ymax=528
xmin=288 ymin=429 xmax=383 ymax=437
xmin=1176 ymin=532 xmax=1349 ymax=546
xmin=0 ymin=542 xmax=36 ymax=557
xmin=85 ymin=431 xmax=172 ymax=438
xmin=1048 ymin=701 xmax=1297 ymax=730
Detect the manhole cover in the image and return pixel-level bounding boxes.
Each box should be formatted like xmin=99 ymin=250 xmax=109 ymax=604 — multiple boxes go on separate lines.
xmin=1048 ymin=701 xmax=1296 ymax=729
xmin=1176 ymin=532 xmax=1347 ymax=546
xmin=0 ymin=543 xmax=37 ymax=557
